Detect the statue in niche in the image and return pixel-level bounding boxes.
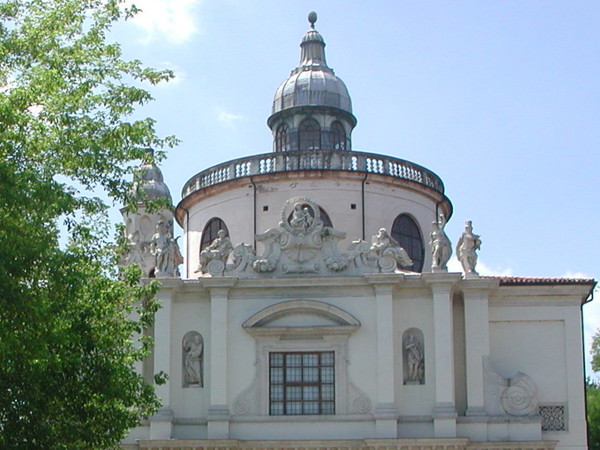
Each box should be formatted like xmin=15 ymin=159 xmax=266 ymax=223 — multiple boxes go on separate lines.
xmin=456 ymin=220 xmax=482 ymax=277
xmin=429 ymin=213 xmax=452 ymax=271
xmin=150 ymin=219 xmax=183 ymax=277
xmin=198 ymin=229 xmax=234 ymax=273
xmin=182 ymin=332 xmax=204 ymax=387
xmin=404 ymin=332 xmax=424 ymax=384
xmin=370 ymin=228 xmax=413 ymax=267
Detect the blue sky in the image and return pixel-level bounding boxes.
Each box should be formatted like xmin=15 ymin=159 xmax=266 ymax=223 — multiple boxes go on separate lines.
xmin=111 ymin=1 xmax=600 ymax=372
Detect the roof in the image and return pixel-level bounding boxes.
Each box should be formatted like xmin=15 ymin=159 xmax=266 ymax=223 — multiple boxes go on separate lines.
xmin=485 ymin=275 xmax=596 ymax=287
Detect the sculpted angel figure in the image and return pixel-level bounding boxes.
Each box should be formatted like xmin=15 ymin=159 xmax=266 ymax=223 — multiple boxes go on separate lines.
xmin=456 ymin=220 xmax=482 ymax=276
xmin=429 ymin=213 xmax=452 ymax=271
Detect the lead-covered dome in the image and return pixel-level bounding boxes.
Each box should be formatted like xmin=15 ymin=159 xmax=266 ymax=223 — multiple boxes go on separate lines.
xmin=268 ymin=12 xmax=357 ymax=153
xmin=132 ymin=149 xmax=172 ymax=203
xmin=271 ymin=15 xmax=352 ymax=114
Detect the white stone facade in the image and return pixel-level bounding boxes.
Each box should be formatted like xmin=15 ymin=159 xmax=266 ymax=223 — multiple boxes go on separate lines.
xmin=122 ymin=13 xmax=595 ymax=450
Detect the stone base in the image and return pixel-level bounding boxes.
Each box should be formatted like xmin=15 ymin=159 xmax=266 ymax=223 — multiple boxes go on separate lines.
xmin=129 ymin=438 xmax=557 ymax=450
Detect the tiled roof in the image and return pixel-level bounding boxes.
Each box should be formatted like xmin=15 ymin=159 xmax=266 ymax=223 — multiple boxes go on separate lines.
xmin=483 ymin=276 xmax=596 ymax=286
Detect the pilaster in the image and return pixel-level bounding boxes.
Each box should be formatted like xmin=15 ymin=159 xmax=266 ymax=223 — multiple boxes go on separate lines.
xmin=461 ymin=278 xmax=498 ymax=417
xmin=423 ymin=272 xmax=461 ymax=438
xmin=205 ymin=278 xmax=237 ymax=439
xmin=149 ymin=284 xmax=176 ymax=439
xmin=367 ymin=274 xmax=402 ymax=438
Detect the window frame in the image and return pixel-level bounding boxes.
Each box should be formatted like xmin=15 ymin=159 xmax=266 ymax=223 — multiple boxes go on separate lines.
xmin=391 ymin=214 xmax=424 ymax=272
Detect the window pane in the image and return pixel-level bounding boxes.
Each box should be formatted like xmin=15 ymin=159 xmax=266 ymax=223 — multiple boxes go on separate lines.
xmin=321 ymin=402 xmax=335 ymax=414
xmin=322 ymin=384 xmax=334 ymax=401
xmin=321 ymin=352 xmax=334 ymax=366
xmin=286 ymin=354 xmax=302 ymax=367
xmin=270 ymin=368 xmax=283 ymax=384
xmin=286 ymin=386 xmax=302 ymax=400
xmin=271 ymin=385 xmax=283 ymax=401
xmin=303 ymin=367 xmax=319 ymax=382
xmin=286 ymin=402 xmax=303 ymax=415
xmin=303 ymin=353 xmax=318 ymax=366
xmin=271 ymin=353 xmax=283 ymax=366
xmin=303 ymin=386 xmax=319 ymax=401
xmin=286 ymin=367 xmax=302 ymax=382
xmin=321 ymin=367 xmax=334 ymax=383
xmin=271 ymin=402 xmax=283 ymax=415
xmin=303 ymin=402 xmax=319 ymax=415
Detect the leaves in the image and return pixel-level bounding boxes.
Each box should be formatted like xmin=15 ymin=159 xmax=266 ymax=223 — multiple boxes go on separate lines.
xmin=0 ymin=0 xmax=175 ymax=448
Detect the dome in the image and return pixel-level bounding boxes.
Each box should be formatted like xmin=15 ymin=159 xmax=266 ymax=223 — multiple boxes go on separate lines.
xmin=132 ymin=149 xmax=172 ymax=203
xmin=271 ymin=13 xmax=352 ymax=115
xmin=272 ymin=69 xmax=352 ymax=114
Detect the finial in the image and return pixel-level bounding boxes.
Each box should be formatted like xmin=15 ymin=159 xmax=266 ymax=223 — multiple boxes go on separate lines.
xmin=308 ymin=11 xmax=317 ymax=29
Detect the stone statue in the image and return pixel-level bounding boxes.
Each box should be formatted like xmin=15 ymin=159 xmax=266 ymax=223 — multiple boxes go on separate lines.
xmin=429 ymin=213 xmax=452 ymax=271
xmin=124 ymin=230 xmax=146 ymax=269
xmin=289 ymin=203 xmax=313 ymax=231
xmin=183 ymin=333 xmax=204 ymax=387
xmin=370 ymin=228 xmax=413 ymax=268
xmin=404 ymin=333 xmax=424 ymax=384
xmin=456 ymin=220 xmax=481 ymax=277
xmin=198 ymin=229 xmax=234 ymax=273
xmin=150 ymin=219 xmax=183 ymax=278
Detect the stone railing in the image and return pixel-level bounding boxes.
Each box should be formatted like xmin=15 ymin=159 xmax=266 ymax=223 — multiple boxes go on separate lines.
xmin=181 ymin=150 xmax=445 ymax=199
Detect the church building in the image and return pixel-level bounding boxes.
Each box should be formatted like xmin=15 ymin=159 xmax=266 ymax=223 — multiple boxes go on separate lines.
xmin=121 ymin=13 xmax=596 ymax=450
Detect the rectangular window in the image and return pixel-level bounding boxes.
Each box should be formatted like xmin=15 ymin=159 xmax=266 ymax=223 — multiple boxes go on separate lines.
xmin=269 ymin=351 xmax=335 ymax=415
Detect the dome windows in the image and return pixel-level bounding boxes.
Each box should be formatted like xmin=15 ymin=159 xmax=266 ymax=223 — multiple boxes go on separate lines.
xmin=298 ymin=119 xmax=321 ymax=151
xmin=275 ymin=124 xmax=290 ymax=152
xmin=391 ymin=214 xmax=424 ymax=272
xmin=329 ymin=121 xmax=346 ymax=150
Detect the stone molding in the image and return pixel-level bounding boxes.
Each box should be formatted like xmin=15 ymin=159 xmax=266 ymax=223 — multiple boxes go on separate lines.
xmin=130 ymin=438 xmax=557 ymax=450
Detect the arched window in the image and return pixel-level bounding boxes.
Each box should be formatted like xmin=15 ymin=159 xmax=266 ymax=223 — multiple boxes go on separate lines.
xmin=298 ymin=119 xmax=321 ymax=150
xmin=200 ymin=217 xmax=229 ymax=252
xmin=275 ymin=123 xmax=289 ymax=152
xmin=391 ymin=214 xmax=424 ymax=272
xmin=330 ymin=121 xmax=346 ymax=150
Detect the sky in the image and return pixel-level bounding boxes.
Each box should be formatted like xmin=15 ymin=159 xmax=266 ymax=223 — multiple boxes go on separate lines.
xmin=110 ymin=1 xmax=599 ymax=373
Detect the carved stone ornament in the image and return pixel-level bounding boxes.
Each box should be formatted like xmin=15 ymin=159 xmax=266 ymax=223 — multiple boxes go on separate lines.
xmin=203 ymin=196 xmax=415 ymax=278
xmin=196 ymin=229 xmax=234 ymax=275
xmin=483 ymin=357 xmax=538 ymax=417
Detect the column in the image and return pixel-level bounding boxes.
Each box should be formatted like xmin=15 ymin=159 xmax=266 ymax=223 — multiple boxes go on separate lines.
xmin=368 ymin=274 xmax=401 ymax=438
xmin=462 ymin=279 xmax=497 ymax=416
xmin=205 ymin=278 xmax=237 ymax=439
xmin=423 ymin=273 xmax=460 ymax=438
xmin=149 ymin=283 xmax=176 ymax=439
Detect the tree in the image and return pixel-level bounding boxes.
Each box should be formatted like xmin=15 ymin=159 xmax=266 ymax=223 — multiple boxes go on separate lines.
xmin=0 ymin=0 xmax=176 ymax=448
xmin=588 ymin=378 xmax=600 ymax=450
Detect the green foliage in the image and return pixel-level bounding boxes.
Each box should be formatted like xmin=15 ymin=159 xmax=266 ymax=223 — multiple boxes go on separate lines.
xmin=588 ymin=379 xmax=600 ymax=450
xmin=0 ymin=0 xmax=176 ymax=448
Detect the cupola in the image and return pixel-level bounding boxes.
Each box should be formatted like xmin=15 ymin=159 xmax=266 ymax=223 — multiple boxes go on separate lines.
xmin=132 ymin=148 xmax=172 ymax=203
xmin=268 ymin=12 xmax=357 ymax=152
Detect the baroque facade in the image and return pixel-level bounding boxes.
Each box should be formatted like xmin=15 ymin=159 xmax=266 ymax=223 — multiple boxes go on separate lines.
xmin=121 ymin=13 xmax=596 ymax=450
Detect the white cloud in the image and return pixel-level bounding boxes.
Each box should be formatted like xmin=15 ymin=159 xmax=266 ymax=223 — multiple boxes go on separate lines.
xmin=129 ymin=0 xmax=200 ymax=45
xmin=216 ymin=108 xmax=245 ymax=127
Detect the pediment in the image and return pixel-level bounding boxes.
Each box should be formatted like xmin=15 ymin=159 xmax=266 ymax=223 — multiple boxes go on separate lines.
xmin=242 ymin=300 xmax=360 ymax=337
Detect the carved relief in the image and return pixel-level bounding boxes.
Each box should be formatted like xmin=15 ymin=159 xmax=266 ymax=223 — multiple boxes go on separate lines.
xmin=182 ymin=331 xmax=204 ymax=388
xmin=202 ymin=196 xmax=414 ymax=278
xmin=483 ymin=357 xmax=538 ymax=416
xmin=403 ymin=328 xmax=425 ymax=385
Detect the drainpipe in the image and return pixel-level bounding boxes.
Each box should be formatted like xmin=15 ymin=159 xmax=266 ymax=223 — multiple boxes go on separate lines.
xmin=250 ymin=176 xmax=257 ymax=249
xmin=361 ymin=172 xmax=368 ymax=240
xmin=582 ymin=281 xmax=597 ymax=450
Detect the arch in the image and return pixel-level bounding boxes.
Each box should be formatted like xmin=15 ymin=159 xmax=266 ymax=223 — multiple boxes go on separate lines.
xmin=391 ymin=214 xmax=424 ymax=272
xmin=298 ymin=118 xmax=321 ymax=150
xmin=330 ymin=121 xmax=346 ymax=150
xmin=200 ymin=217 xmax=229 ymax=252
xmin=243 ymin=300 xmax=360 ymax=329
xmin=275 ymin=123 xmax=290 ymax=152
